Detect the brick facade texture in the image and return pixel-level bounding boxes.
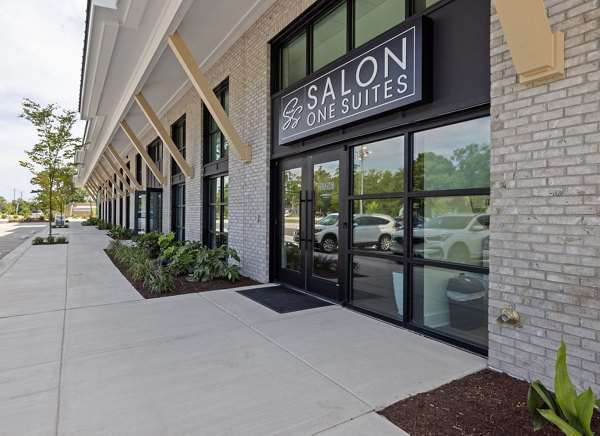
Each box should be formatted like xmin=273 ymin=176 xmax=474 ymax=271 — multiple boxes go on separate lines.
xmin=489 ymin=0 xmax=600 ymax=391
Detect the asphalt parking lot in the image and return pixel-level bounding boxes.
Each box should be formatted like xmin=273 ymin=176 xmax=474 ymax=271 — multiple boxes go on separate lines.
xmin=0 ymin=222 xmax=46 ymax=260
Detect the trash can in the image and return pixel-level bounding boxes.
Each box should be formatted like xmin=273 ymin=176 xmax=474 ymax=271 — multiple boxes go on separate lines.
xmin=55 ymin=215 xmax=65 ymax=227
xmin=446 ymin=274 xmax=486 ymax=330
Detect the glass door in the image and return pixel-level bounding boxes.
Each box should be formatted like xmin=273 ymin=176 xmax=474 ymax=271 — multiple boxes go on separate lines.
xmin=276 ymin=149 xmax=346 ymax=301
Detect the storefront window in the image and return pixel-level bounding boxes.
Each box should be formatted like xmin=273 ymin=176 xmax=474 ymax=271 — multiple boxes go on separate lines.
xmin=351 ymin=199 xmax=403 ymax=251
xmin=281 ymin=32 xmax=307 ymax=89
xmin=313 ymin=3 xmax=347 ymax=71
xmin=412 ymin=265 xmax=488 ymax=348
xmin=412 ymin=196 xmax=490 ymax=266
xmin=355 ymin=0 xmax=405 ymax=47
xmin=208 ymin=175 xmax=228 ymax=248
xmin=351 ymin=255 xmax=404 ymax=321
xmin=352 ymin=136 xmax=404 ymax=195
xmin=413 ymin=117 xmax=491 ymax=191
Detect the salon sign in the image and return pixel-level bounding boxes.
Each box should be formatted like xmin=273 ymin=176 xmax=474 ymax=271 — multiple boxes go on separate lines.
xmin=275 ymin=17 xmax=428 ymax=145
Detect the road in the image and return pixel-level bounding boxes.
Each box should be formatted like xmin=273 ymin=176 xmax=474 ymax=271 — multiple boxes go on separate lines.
xmin=0 ymin=222 xmax=46 ymax=259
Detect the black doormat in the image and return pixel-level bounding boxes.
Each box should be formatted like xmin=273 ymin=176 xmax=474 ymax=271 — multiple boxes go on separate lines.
xmin=237 ymin=285 xmax=334 ymax=314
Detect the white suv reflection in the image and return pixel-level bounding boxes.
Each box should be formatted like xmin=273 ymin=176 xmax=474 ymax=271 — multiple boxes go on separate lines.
xmin=390 ymin=214 xmax=489 ymax=265
xmin=294 ymin=213 xmax=398 ymax=253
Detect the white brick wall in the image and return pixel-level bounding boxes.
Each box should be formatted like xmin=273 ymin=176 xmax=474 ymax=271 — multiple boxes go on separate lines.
xmin=489 ymin=0 xmax=600 ymax=391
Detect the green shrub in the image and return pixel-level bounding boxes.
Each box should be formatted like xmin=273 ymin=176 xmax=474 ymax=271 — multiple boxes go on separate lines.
xmin=108 ymin=226 xmax=135 ymax=240
xmin=46 ymin=235 xmax=55 ymax=244
xmin=32 ymin=236 xmax=45 ymax=245
xmin=188 ymin=245 xmax=241 ymax=283
xmin=55 ymin=236 xmax=68 ymax=244
xmin=528 ymin=338 xmax=600 ymax=435
xmin=96 ymin=220 xmax=112 ymax=230
xmin=144 ymin=264 xmax=174 ymax=294
xmin=133 ymin=232 xmax=162 ymax=259
xmin=81 ymin=216 xmax=99 ymax=226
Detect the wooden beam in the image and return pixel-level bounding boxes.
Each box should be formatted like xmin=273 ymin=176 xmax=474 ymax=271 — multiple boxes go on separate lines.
xmin=134 ymin=92 xmax=194 ymax=177
xmin=167 ymin=31 xmax=251 ymax=163
xmin=103 ymin=153 xmax=135 ymax=194
xmin=107 ymin=143 xmax=142 ymax=190
xmin=98 ymin=162 xmax=125 ymax=197
xmin=84 ymin=185 xmax=95 ymax=200
xmin=494 ymin=0 xmax=564 ymax=83
xmin=120 ymin=120 xmax=166 ymax=185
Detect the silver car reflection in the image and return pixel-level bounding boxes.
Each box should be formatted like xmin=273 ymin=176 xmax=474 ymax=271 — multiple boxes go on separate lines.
xmin=390 ymin=214 xmax=489 ymax=265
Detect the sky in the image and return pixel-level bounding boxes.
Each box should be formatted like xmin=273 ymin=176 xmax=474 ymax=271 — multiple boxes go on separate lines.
xmin=0 ymin=0 xmax=87 ymax=202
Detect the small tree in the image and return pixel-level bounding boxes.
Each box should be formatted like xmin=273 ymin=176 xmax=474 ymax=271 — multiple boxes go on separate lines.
xmin=19 ymin=99 xmax=82 ymax=237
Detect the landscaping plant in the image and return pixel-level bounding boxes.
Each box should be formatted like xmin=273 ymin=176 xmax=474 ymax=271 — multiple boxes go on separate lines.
xmin=188 ymin=245 xmax=241 ymax=283
xmin=107 ymin=226 xmax=135 ymax=240
xmin=528 ymin=338 xmax=600 ymax=435
xmin=81 ymin=217 xmax=99 ymax=226
xmin=133 ymin=232 xmax=162 ymax=259
xmin=32 ymin=236 xmax=45 ymax=245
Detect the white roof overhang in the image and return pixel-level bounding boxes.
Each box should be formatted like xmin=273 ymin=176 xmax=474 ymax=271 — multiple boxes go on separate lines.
xmin=76 ymin=0 xmax=276 ymax=186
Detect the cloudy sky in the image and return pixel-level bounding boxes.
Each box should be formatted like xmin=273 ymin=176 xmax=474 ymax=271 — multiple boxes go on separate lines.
xmin=0 ymin=0 xmax=87 ymax=202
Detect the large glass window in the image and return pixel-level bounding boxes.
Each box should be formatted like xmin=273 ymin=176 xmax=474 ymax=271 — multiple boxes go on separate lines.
xmin=408 ymin=116 xmax=490 ymax=349
xmin=355 ymin=0 xmax=405 ymax=47
xmin=147 ymin=138 xmax=163 ymax=188
xmin=172 ymin=184 xmax=185 ymax=241
xmin=346 ymin=115 xmax=490 ymax=351
xmin=205 ymin=83 xmax=229 ymax=163
xmin=276 ymin=0 xmax=409 ymax=91
xmin=135 ymin=154 xmax=142 ymax=185
xmin=281 ymin=32 xmax=307 ymax=89
xmin=171 ymin=116 xmax=186 ymax=177
xmin=413 ymin=117 xmax=491 ymax=191
xmin=412 ymin=265 xmax=488 ymax=348
xmin=352 ymin=255 xmax=404 ymax=321
xmin=208 ymin=175 xmax=228 ymax=248
xmin=313 ymin=3 xmax=347 ymax=71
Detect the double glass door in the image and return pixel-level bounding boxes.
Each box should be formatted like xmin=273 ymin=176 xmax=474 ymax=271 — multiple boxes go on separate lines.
xmin=277 ymin=149 xmax=346 ymax=301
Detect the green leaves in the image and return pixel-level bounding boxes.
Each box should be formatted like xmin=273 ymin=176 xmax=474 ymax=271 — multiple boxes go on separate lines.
xmin=527 ymin=339 xmax=598 ymax=435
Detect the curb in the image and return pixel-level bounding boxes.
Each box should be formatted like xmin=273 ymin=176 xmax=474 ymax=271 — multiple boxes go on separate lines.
xmin=0 ymin=226 xmax=48 ymax=278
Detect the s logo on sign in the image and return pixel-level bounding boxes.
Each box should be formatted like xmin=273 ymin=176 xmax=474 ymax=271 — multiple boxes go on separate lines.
xmin=282 ymin=97 xmax=303 ymax=130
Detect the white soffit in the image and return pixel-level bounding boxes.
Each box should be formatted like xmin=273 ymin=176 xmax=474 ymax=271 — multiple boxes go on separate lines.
xmin=79 ymin=0 xmax=277 ymax=186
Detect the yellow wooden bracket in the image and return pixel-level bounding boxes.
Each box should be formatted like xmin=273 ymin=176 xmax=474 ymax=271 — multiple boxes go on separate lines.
xmin=167 ymin=30 xmax=251 ymax=163
xmin=98 ymin=162 xmax=125 ymax=197
xmin=106 ymin=143 xmax=143 ymax=190
xmin=494 ymin=0 xmax=564 ymax=83
xmin=134 ymin=92 xmax=195 ymax=178
xmin=120 ymin=120 xmax=166 ymax=186
xmin=103 ymin=153 xmax=135 ymax=194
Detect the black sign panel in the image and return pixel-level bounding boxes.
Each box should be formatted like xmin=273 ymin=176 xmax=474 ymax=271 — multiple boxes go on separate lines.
xmin=275 ymin=17 xmax=428 ymax=145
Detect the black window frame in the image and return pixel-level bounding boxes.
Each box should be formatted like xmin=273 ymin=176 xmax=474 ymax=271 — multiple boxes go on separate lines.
xmin=203 ymin=79 xmax=229 ymax=167
xmin=271 ymin=0 xmax=446 ymax=92
xmin=171 ymin=115 xmax=186 ymax=180
xmin=204 ymin=174 xmax=228 ymax=248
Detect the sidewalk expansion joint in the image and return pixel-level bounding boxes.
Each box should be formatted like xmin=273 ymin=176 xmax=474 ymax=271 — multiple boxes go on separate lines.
xmin=197 ymin=292 xmax=376 ymax=412
xmin=54 ymin=239 xmax=70 ymax=436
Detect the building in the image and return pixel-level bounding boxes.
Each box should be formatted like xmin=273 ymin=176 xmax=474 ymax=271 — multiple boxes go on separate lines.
xmin=76 ymin=0 xmax=600 ymax=392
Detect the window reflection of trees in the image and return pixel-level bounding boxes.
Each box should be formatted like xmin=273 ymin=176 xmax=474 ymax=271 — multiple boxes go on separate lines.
xmin=414 ymin=142 xmax=490 ymax=191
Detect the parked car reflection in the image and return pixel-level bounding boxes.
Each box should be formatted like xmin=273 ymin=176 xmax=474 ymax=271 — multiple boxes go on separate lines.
xmin=390 ymin=214 xmax=489 ymax=266
xmin=294 ymin=213 xmax=398 ymax=253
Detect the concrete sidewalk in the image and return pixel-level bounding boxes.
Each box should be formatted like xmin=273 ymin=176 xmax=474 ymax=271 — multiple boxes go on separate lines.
xmin=0 ymin=223 xmax=486 ymax=435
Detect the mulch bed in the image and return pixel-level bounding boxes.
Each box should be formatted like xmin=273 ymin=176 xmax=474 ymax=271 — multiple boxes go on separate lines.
xmin=105 ymin=250 xmax=259 ymax=299
xmin=380 ymin=369 xmax=600 ymax=435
